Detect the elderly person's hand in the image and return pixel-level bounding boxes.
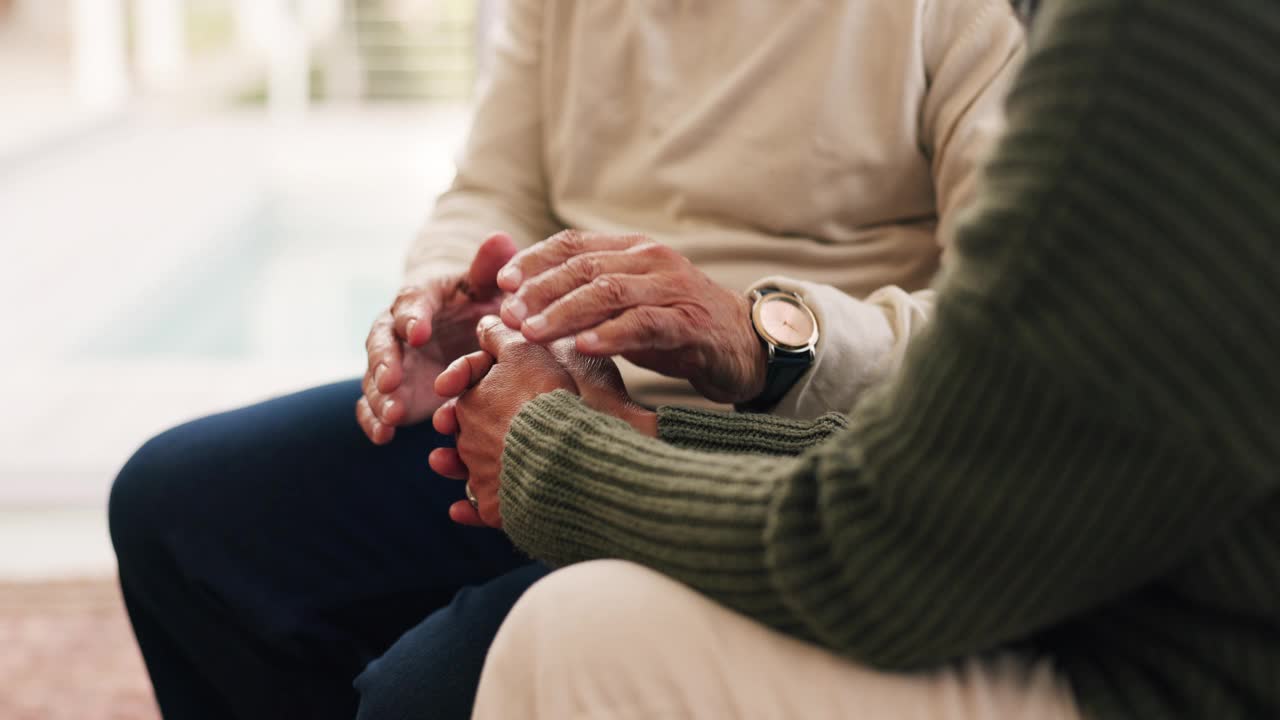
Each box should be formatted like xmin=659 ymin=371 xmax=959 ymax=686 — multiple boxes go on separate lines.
xmin=494 ymin=231 xmax=768 ymax=404
xmin=430 ymin=316 xmax=655 ymax=528
xmin=357 ymin=233 xmax=517 ymax=445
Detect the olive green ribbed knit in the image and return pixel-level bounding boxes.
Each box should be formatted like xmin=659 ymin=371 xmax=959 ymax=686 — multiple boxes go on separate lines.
xmin=497 ymin=0 xmax=1280 ymax=716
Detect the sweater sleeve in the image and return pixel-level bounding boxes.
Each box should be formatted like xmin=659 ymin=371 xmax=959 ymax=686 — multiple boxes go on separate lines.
xmin=498 ymin=0 xmax=1280 ymax=669
xmin=657 ymin=405 xmax=848 ymax=456
xmin=402 ymin=0 xmax=561 ymax=284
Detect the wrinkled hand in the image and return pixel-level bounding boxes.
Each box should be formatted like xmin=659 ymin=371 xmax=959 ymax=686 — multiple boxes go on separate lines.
xmin=430 ymin=316 xmax=655 ymax=527
xmin=357 ymin=233 xmax=518 ymax=444
xmin=493 ymin=231 xmax=767 ymax=404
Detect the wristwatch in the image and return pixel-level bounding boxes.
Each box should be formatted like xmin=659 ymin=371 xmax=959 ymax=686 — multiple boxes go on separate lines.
xmin=737 ymin=287 xmax=818 ymax=412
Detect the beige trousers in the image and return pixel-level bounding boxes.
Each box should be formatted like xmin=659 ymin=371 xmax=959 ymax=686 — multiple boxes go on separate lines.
xmin=473 ymin=560 xmax=1082 ymax=720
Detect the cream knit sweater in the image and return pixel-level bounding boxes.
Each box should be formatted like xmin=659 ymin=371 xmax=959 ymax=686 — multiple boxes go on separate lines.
xmin=406 ymin=0 xmax=1025 ymax=415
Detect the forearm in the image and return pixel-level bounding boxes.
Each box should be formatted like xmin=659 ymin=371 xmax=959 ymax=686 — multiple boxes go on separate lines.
xmin=500 ymin=391 xmax=804 ymax=630
xmin=500 ymin=311 xmax=1239 ymax=670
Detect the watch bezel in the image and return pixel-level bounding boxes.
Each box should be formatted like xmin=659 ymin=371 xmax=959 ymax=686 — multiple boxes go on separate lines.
xmin=751 ymin=291 xmax=819 ymax=353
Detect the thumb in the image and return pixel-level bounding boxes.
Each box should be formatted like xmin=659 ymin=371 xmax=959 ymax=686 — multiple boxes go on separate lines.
xmin=467 ymin=232 xmax=520 ymax=301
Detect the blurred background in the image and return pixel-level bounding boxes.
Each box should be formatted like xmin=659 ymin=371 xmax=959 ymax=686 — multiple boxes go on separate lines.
xmin=1 ymin=1 xmax=493 ymax=715
xmin=0 ymin=0 xmax=493 ymax=573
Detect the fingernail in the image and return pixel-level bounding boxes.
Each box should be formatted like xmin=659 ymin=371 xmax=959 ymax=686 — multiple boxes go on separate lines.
xmin=579 ymin=331 xmax=599 ymax=349
xmin=383 ymin=399 xmax=396 ymax=419
xmin=524 ymin=315 xmax=547 ymax=334
xmin=405 ymin=318 xmax=418 ymax=340
xmin=374 ymin=363 xmax=387 ymax=388
xmin=505 ymin=296 xmax=527 ymax=322
xmin=498 ymin=266 xmax=522 ymax=288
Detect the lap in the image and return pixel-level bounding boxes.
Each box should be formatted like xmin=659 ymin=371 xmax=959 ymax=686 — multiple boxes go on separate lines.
xmin=110 ymin=378 xmax=527 ymax=664
xmin=355 ymin=563 xmax=552 ymax=720
xmin=476 ymin=560 xmax=1082 ymax=720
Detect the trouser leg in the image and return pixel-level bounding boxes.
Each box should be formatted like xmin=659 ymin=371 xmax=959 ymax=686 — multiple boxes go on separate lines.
xmin=109 ymin=379 xmax=527 ymax=719
xmin=354 ymin=562 xmax=552 ymax=720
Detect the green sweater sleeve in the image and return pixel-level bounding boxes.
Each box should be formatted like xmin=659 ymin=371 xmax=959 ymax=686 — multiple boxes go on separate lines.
xmin=657 ymin=405 xmax=848 ymax=456
xmin=500 ymin=0 xmax=1278 ymax=677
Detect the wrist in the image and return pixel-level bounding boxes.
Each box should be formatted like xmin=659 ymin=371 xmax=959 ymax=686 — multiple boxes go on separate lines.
xmin=577 ymin=387 xmax=657 ymax=437
xmin=734 ymin=291 xmax=769 ymax=404
xmin=622 ymin=405 xmax=659 ymax=437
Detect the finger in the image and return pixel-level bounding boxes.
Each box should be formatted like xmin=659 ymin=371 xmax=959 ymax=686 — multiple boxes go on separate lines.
xmin=502 ymin=244 xmax=667 ymax=328
xmin=434 ymin=350 xmax=495 ymax=398
xmin=575 ymin=306 xmax=688 ymax=356
xmin=520 ymin=273 xmax=674 ymax=343
xmin=433 ymin=398 xmax=459 ymax=434
xmin=475 ymin=314 xmax=529 ymax=360
xmin=355 ymin=395 xmax=377 ymax=443
xmin=496 ymin=230 xmax=648 ymax=293
xmin=365 ymin=312 xmax=405 ymax=393
xmin=448 ymin=500 xmax=488 ymax=527
xmin=360 ymin=372 xmax=404 ymax=426
xmin=356 ymin=396 xmax=395 ymax=445
xmin=391 ymin=285 xmax=442 ymax=348
xmin=380 ymin=394 xmax=405 ymax=425
xmin=467 ymin=232 xmax=520 ymax=301
xmin=428 ymin=447 xmax=468 ymax=480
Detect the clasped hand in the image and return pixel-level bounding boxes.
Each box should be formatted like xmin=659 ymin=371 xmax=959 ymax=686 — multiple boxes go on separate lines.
xmin=371 ymin=229 xmax=763 ymax=528
xmin=429 ymin=316 xmax=653 ymax=528
xmin=495 ymin=231 xmax=767 ymax=404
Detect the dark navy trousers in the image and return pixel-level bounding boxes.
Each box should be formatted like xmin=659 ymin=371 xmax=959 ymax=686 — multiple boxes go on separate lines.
xmin=108 ymin=379 xmax=550 ymax=719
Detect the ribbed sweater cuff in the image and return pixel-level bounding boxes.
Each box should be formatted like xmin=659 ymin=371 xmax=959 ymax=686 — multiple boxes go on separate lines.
xmin=500 ymin=391 xmax=797 ymax=622
xmin=658 ymin=405 xmax=848 ymax=456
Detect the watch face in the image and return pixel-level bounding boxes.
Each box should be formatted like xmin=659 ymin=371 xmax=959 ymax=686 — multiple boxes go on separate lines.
xmin=754 ymin=294 xmax=818 ymax=351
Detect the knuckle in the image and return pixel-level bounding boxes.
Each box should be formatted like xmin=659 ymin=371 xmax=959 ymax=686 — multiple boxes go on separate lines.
xmin=366 ymin=315 xmax=390 ymax=349
xmin=454 ymin=396 xmax=471 ymax=424
xmin=593 ymin=275 xmax=627 ymax=306
xmin=390 ymin=288 xmax=416 ymax=311
xmin=550 ymin=229 xmax=584 ymax=255
xmin=629 ymin=306 xmax=662 ymax=334
xmin=674 ymin=304 xmax=710 ymax=333
xmin=566 ymin=254 xmax=600 ymax=282
xmin=516 ymin=276 xmax=549 ymax=305
xmin=637 ymin=242 xmax=673 ymax=263
xmin=476 ymin=314 xmax=503 ymax=339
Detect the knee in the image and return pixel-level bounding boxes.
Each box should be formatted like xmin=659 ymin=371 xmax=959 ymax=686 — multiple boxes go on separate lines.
xmin=487 ymin=560 xmax=691 ymax=675
xmin=108 ymin=427 xmax=193 ymax=558
xmin=476 ymin=561 xmax=713 ymax=717
xmin=352 ymin=658 xmax=424 ymax=720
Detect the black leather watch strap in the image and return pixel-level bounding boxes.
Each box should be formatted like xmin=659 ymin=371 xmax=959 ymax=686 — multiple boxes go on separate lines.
xmin=736 ymin=344 xmax=814 ymax=413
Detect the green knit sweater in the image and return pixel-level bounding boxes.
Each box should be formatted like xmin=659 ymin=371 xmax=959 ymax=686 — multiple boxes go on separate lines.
xmin=497 ymin=0 xmax=1280 ymax=717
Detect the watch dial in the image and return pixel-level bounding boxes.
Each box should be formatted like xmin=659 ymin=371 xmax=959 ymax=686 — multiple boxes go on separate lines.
xmin=761 ymin=297 xmax=815 ymax=348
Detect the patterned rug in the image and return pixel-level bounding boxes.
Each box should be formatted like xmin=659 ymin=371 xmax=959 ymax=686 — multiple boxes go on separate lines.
xmin=0 ymin=578 xmax=159 ymax=720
